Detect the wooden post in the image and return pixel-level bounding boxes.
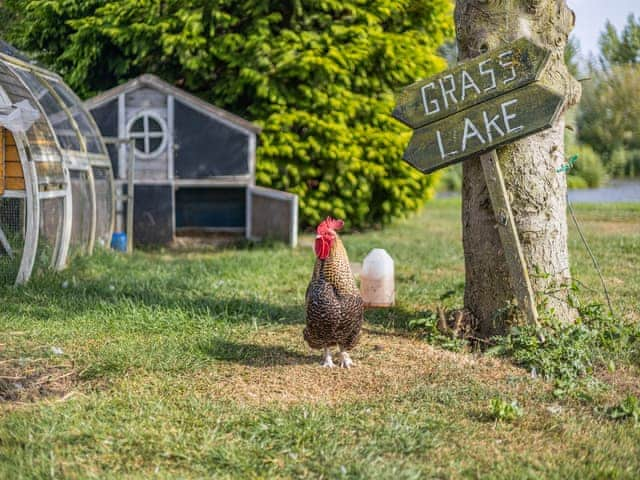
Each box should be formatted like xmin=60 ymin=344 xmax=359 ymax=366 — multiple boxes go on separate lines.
xmin=126 ymin=138 xmax=135 ymax=254
xmin=102 ymin=136 xmax=135 ymax=253
xmin=480 ymin=150 xmax=539 ymax=329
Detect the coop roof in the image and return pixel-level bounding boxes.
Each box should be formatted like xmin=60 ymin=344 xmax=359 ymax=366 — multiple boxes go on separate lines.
xmin=0 ymin=40 xmax=37 ymax=66
xmin=85 ymin=74 xmax=261 ymax=135
xmin=0 ymin=43 xmax=109 ymax=168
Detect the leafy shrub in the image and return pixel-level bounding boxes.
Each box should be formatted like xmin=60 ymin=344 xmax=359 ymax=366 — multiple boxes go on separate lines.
xmin=608 ymin=148 xmax=629 ymax=177
xmin=627 ymin=150 xmax=640 ymax=177
xmin=490 ymin=322 xmax=597 ymax=381
xmin=408 ymin=312 xmax=467 ymax=352
xmin=578 ymin=65 xmax=640 ymax=166
xmin=606 ymin=395 xmax=640 ymax=424
xmin=489 ymin=398 xmax=523 ymax=422
xmin=567 ymin=144 xmax=607 ymax=188
xmin=608 ymin=148 xmax=640 ymax=177
xmin=439 ymin=165 xmax=462 ymax=192
xmin=566 ymin=175 xmax=588 ymax=190
xmin=488 ymin=300 xmax=640 ymax=397
xmin=1 ymin=0 xmax=453 ymax=229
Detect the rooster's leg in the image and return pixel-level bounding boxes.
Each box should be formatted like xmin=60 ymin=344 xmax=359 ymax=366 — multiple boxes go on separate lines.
xmin=321 ymin=348 xmax=335 ymax=368
xmin=337 ymin=348 xmax=354 ymax=368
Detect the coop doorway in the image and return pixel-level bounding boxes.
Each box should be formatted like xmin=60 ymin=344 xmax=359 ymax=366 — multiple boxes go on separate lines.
xmin=175 ymin=186 xmax=246 ymax=233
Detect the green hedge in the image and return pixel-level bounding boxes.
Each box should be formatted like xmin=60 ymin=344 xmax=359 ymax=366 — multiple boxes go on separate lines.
xmin=566 ymin=175 xmax=589 ymax=190
xmin=2 ymin=0 xmax=454 ymax=229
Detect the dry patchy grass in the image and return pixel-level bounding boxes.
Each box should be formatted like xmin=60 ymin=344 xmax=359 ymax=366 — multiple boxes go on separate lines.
xmin=184 ymin=324 xmax=536 ymax=407
xmin=580 ymin=220 xmax=640 ymax=236
xmin=0 ymin=199 xmax=638 ymax=478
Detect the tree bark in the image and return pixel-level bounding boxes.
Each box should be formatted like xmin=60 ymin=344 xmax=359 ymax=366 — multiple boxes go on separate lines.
xmin=455 ymin=0 xmax=581 ymax=336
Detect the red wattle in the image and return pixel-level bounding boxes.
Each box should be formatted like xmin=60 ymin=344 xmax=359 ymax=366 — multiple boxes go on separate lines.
xmin=315 ymin=237 xmax=330 ymax=260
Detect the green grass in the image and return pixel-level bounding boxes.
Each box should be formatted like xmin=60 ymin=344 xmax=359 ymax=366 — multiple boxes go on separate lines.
xmin=1 ymin=198 xmax=639 ymax=479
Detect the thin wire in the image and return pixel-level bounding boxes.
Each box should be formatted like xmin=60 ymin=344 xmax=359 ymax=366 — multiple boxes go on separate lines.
xmin=566 ymin=194 xmax=615 ymax=317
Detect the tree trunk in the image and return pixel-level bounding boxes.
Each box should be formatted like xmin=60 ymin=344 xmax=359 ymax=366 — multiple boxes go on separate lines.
xmin=455 ymin=0 xmax=582 ymax=337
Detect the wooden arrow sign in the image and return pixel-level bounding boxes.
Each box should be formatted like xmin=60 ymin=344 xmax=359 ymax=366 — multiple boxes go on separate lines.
xmin=393 ymin=38 xmax=551 ymax=130
xmin=402 ymin=83 xmax=564 ymax=174
xmin=391 ymin=39 xmax=564 ymax=331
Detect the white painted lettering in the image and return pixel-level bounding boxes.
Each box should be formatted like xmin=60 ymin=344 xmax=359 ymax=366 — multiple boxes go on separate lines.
xmin=499 ymin=50 xmax=517 ymax=84
xmin=461 ymin=118 xmax=486 ymax=152
xmin=482 ymin=110 xmax=505 ymax=142
xmin=500 ymin=99 xmax=523 ymax=133
xmin=420 ymin=82 xmax=440 ymax=116
xmin=436 ymin=130 xmax=446 ymax=159
xmin=478 ymin=59 xmax=496 ymax=92
xmin=438 ymin=74 xmax=457 ymax=110
xmin=436 ymin=130 xmax=458 ymax=159
xmin=460 ymin=69 xmax=481 ymax=101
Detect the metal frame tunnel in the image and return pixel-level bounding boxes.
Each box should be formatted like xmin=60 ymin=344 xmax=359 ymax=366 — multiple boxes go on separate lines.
xmin=0 ymin=46 xmax=115 ymax=286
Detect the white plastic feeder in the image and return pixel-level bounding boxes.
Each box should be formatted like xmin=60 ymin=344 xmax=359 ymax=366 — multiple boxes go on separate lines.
xmin=360 ymin=248 xmax=395 ymax=307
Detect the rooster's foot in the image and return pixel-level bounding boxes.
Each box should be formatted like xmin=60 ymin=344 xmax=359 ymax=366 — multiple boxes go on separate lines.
xmin=337 ymin=351 xmax=354 ymax=369
xmin=321 ymin=348 xmax=335 ymax=368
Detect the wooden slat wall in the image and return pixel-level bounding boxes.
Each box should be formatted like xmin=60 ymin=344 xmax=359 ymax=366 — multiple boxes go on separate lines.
xmin=1 ymin=128 xmax=25 ymax=192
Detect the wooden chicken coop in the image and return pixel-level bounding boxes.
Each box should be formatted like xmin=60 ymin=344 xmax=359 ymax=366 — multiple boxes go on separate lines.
xmin=85 ymin=74 xmax=297 ymax=247
xmin=0 ymin=41 xmax=115 ymax=285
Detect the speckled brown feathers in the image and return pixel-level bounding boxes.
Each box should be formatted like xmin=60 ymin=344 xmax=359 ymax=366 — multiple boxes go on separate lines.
xmin=304 ymin=236 xmax=364 ymax=351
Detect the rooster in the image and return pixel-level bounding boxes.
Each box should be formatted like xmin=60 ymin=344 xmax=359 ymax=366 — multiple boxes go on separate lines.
xmin=304 ymin=217 xmax=364 ymax=368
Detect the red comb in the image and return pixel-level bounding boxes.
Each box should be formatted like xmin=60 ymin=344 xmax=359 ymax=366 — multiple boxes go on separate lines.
xmin=317 ymin=217 xmax=344 ymax=235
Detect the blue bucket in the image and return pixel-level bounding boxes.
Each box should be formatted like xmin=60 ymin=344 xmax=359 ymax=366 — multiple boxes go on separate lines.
xmin=111 ymin=232 xmax=127 ymax=252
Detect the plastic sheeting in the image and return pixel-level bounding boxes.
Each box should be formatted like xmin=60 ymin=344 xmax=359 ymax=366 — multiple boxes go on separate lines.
xmin=13 ymin=68 xmax=82 ymax=152
xmin=92 ymin=166 xmax=113 ymax=247
xmin=0 ymin=62 xmax=64 ymax=171
xmin=0 ymin=99 xmax=40 ymax=133
xmin=89 ymin=98 xmax=119 ymax=176
xmin=50 ymin=81 xmax=105 ymax=155
xmin=68 ymin=170 xmax=93 ymax=256
xmin=34 ymin=196 xmax=64 ymax=276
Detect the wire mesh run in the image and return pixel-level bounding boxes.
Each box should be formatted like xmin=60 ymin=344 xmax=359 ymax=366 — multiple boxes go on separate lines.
xmin=92 ymin=166 xmax=113 ymax=248
xmin=0 ymin=197 xmax=25 ymax=285
xmin=68 ymin=170 xmax=92 ymax=257
xmin=34 ymin=196 xmax=63 ymax=276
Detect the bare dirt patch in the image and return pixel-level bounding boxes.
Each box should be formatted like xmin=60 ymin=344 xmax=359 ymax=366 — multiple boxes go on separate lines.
xmin=171 ymin=231 xmax=244 ymax=250
xmin=193 ymin=324 xmax=534 ymax=406
xmin=0 ymin=358 xmax=79 ymax=406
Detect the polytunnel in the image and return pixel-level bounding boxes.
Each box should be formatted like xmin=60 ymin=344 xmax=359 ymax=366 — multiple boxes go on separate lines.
xmin=0 ymin=42 xmax=115 ymax=285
